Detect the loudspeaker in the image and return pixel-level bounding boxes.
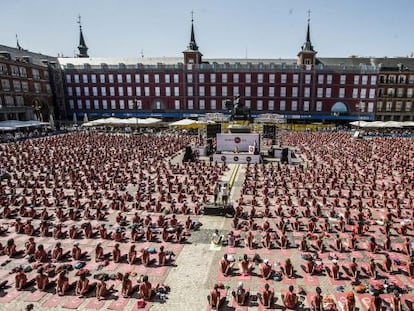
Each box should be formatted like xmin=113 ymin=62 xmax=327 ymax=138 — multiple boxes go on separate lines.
xmin=206 ymin=124 xmax=222 ymax=138
xmin=263 ymin=125 xmax=277 ymax=139
xmin=281 ymin=148 xmax=289 ymax=163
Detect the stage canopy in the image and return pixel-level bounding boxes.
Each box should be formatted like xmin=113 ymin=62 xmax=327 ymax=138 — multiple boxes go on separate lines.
xmin=349 ymin=121 xmax=414 ymax=128
xmin=0 ymin=120 xmax=49 ymax=131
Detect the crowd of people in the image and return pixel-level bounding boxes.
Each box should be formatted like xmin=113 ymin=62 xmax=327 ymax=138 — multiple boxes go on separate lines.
xmin=0 ymin=132 xmax=228 ymax=307
xmin=210 ymin=132 xmax=414 ymax=310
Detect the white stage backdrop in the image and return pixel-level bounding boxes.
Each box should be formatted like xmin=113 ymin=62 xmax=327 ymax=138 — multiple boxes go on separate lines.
xmin=216 ymin=133 xmax=260 ymax=152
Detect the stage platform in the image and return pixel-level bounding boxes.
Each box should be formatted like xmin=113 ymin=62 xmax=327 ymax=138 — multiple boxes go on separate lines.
xmin=212 ymin=152 xmax=261 ymax=164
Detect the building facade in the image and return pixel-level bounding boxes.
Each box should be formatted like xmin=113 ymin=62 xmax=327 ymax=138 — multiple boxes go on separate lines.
xmin=0 ymin=45 xmax=66 ymax=123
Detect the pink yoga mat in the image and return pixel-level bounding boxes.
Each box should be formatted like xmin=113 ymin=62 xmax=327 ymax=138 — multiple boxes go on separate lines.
xmin=0 ymin=289 xmax=21 ymax=303
xmin=302 ymin=273 xmax=320 ymax=286
xmin=62 ymin=296 xmax=85 ymax=309
xmin=85 ymin=298 xmax=106 ymax=309
xmin=108 ymin=297 xmax=130 ymax=310
xmin=42 ymin=295 xmax=63 ymax=308
xmin=24 ymin=290 xmax=47 ymax=302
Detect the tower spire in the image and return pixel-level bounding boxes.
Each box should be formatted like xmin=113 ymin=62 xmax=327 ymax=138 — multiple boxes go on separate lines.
xmin=16 ymin=34 xmax=22 ymax=50
xmin=188 ymin=11 xmax=199 ymax=51
xmin=302 ymin=9 xmax=314 ymax=52
xmin=77 ymin=14 xmax=89 ymax=58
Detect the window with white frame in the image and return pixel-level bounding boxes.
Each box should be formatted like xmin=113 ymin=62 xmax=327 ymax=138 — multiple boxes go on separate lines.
xmin=199 ymin=86 xmax=205 ymax=96
xmin=388 ymin=75 xmax=395 ymax=83
xmin=210 ymin=73 xmax=216 ymax=83
xmin=94 ymin=99 xmax=99 ymax=109
xmin=117 ymin=74 xmax=123 ymax=83
xmin=74 ymin=74 xmax=79 ymax=83
xmin=210 ymin=99 xmax=216 ymax=110
xmin=245 ymin=100 xmax=251 ymax=108
xmin=340 ymin=75 xmax=346 ymax=84
xmin=174 ymin=74 xmax=179 ymax=83
xmin=108 ymin=74 xmax=114 ymax=83
xmin=222 ymin=73 xmax=227 ymax=83
xmin=292 ymin=87 xmax=298 ymax=97
xmin=305 ymin=74 xmax=311 ymax=84
xmin=187 ymin=86 xmax=193 ymax=96
xmin=233 ymin=73 xmax=239 ymax=83
xmin=66 ymin=74 xmax=71 ymax=83
xmin=144 ymin=74 xmax=149 ymax=83
xmin=101 ymin=87 xmax=107 ymax=96
xmin=233 ymin=86 xmax=239 ymax=96
xmin=269 ymin=74 xmax=275 ymax=83
xmin=281 ymin=74 xmax=287 ymax=83
xmin=174 ymin=86 xmax=179 ymax=96
xmin=387 ymin=88 xmax=395 ymax=96
xmin=370 ymin=75 xmax=377 ymax=85
xmin=257 ymin=100 xmax=263 ymax=110
xmin=83 ymin=74 xmax=89 ymax=83
xmin=199 ymin=99 xmax=205 ymax=110
xmin=397 ymin=88 xmax=404 ymax=97
xmin=100 ymin=74 xmax=105 ymax=83
xmin=75 ymin=87 xmax=81 ymax=96
xmin=21 ymin=81 xmax=28 ymax=92
xmin=245 ymin=86 xmax=250 ymax=96
xmin=303 ymin=101 xmax=310 ymax=111
xmin=84 ymin=87 xmax=89 ymax=96
xmin=257 ymin=86 xmax=263 ymax=97
xmin=318 ymin=74 xmax=324 ymax=84
xmin=199 ymin=73 xmax=204 ymax=83
xmin=352 ymin=88 xmax=359 ymax=98
xmin=269 ymin=87 xmax=275 ymax=97
xmin=268 ymin=100 xmax=274 ymax=110
xmin=15 ymin=96 xmax=24 ymax=106
xmin=135 ymin=74 xmax=140 ymax=83
xmin=69 ymin=100 xmax=74 ymax=109
xmin=210 ymin=86 xmax=216 ymax=96
xmin=354 ymin=75 xmax=360 ymax=85
xmin=118 ymin=87 xmax=124 ymax=96
xmin=304 ymin=87 xmax=310 ymax=97
xmin=369 ymin=89 xmax=375 ymax=99
xmin=360 ymin=89 xmax=366 ymax=99
xmin=165 ymin=74 xmax=170 ymax=83
xmin=280 ymin=100 xmax=286 ymax=111
xmin=317 ymin=88 xmax=323 ymax=98
xmin=135 ymin=87 xmax=141 ymax=96
xmin=67 ymin=87 xmax=73 ymax=96
xmin=258 ymin=74 xmax=263 ymax=83
xmin=109 ymin=87 xmax=115 ymax=96
xmin=127 ymin=86 xmax=132 ymax=96
xmin=409 ymin=75 xmax=414 ymax=83
xmin=187 ymin=74 xmax=193 ymax=83
xmin=111 ymin=100 xmax=116 ymax=109
xmin=144 ymin=87 xmax=150 ymax=96
xmin=165 ymin=87 xmax=171 ymax=96
xmin=119 ymin=100 xmax=125 ymax=110
xmin=4 ymin=96 xmax=14 ymax=106
xmin=102 ymin=100 xmax=108 ymax=109
xmin=280 ymin=87 xmax=286 ymax=97
xmin=362 ymin=75 xmax=368 ymax=85
xmin=245 ymin=73 xmax=251 ymax=83
xmin=316 ymin=101 xmax=322 ymax=111
xmin=326 ymin=88 xmax=332 ymax=97
xmin=154 ymin=74 xmax=160 ymax=83
xmin=407 ymin=88 xmax=413 ymax=98
xmin=406 ymin=101 xmax=412 ymax=111
xmin=128 ymin=100 xmax=134 ymax=109
xmin=85 ymin=100 xmax=91 ymax=109
xmin=222 ymin=86 xmax=227 ymax=96
xmin=77 ymin=99 xmax=82 ymax=109
xmin=327 ymin=75 xmax=332 ymax=84
xmin=396 ymin=101 xmax=402 ymax=111
xmin=291 ymin=101 xmax=298 ymax=111
xmin=367 ymin=102 xmax=374 ymax=112
xmin=155 ymin=87 xmax=160 ymax=96
xmin=359 ymin=101 xmax=366 ymax=112
xmin=386 ymin=101 xmax=392 ymax=111
xmin=174 ymin=100 xmax=180 ymax=110
xmin=376 ymin=101 xmax=382 ymax=111
xmin=293 ymin=74 xmax=299 ymax=83
xmin=221 ymin=100 xmax=226 ymax=110
xmin=34 ymin=83 xmax=41 ymax=93
xmin=126 ymin=74 xmax=131 ymax=83
xmin=339 ymin=88 xmax=345 ymax=98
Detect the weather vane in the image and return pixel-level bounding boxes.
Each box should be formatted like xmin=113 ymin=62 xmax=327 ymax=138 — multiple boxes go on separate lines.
xmin=77 ymin=14 xmax=82 ymax=28
xmin=191 ymin=10 xmax=194 ymax=22
xmin=307 ymin=9 xmax=311 ymax=23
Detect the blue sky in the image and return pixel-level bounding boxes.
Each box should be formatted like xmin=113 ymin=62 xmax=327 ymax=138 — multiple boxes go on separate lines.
xmin=2 ymin=0 xmax=414 ymax=59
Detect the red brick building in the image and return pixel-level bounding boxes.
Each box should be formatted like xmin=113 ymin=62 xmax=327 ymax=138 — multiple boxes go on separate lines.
xmin=58 ymin=19 xmax=413 ymax=122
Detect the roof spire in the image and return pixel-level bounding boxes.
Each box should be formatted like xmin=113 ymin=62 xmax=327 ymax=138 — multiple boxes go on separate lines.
xmin=77 ymin=14 xmax=89 ymax=58
xmin=302 ymin=9 xmax=314 ymax=52
xmin=16 ymin=34 xmax=22 ymax=50
xmin=188 ymin=11 xmax=199 ymax=51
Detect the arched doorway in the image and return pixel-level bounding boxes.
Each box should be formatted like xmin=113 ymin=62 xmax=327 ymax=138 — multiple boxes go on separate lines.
xmin=331 ymin=102 xmax=349 ymax=114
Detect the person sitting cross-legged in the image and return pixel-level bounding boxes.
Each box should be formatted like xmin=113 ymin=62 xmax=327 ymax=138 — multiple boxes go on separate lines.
xmin=232 ymin=282 xmax=249 ymax=306
xmin=282 ymin=285 xmax=299 ymax=310
xmin=258 ymin=283 xmax=274 ymax=309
